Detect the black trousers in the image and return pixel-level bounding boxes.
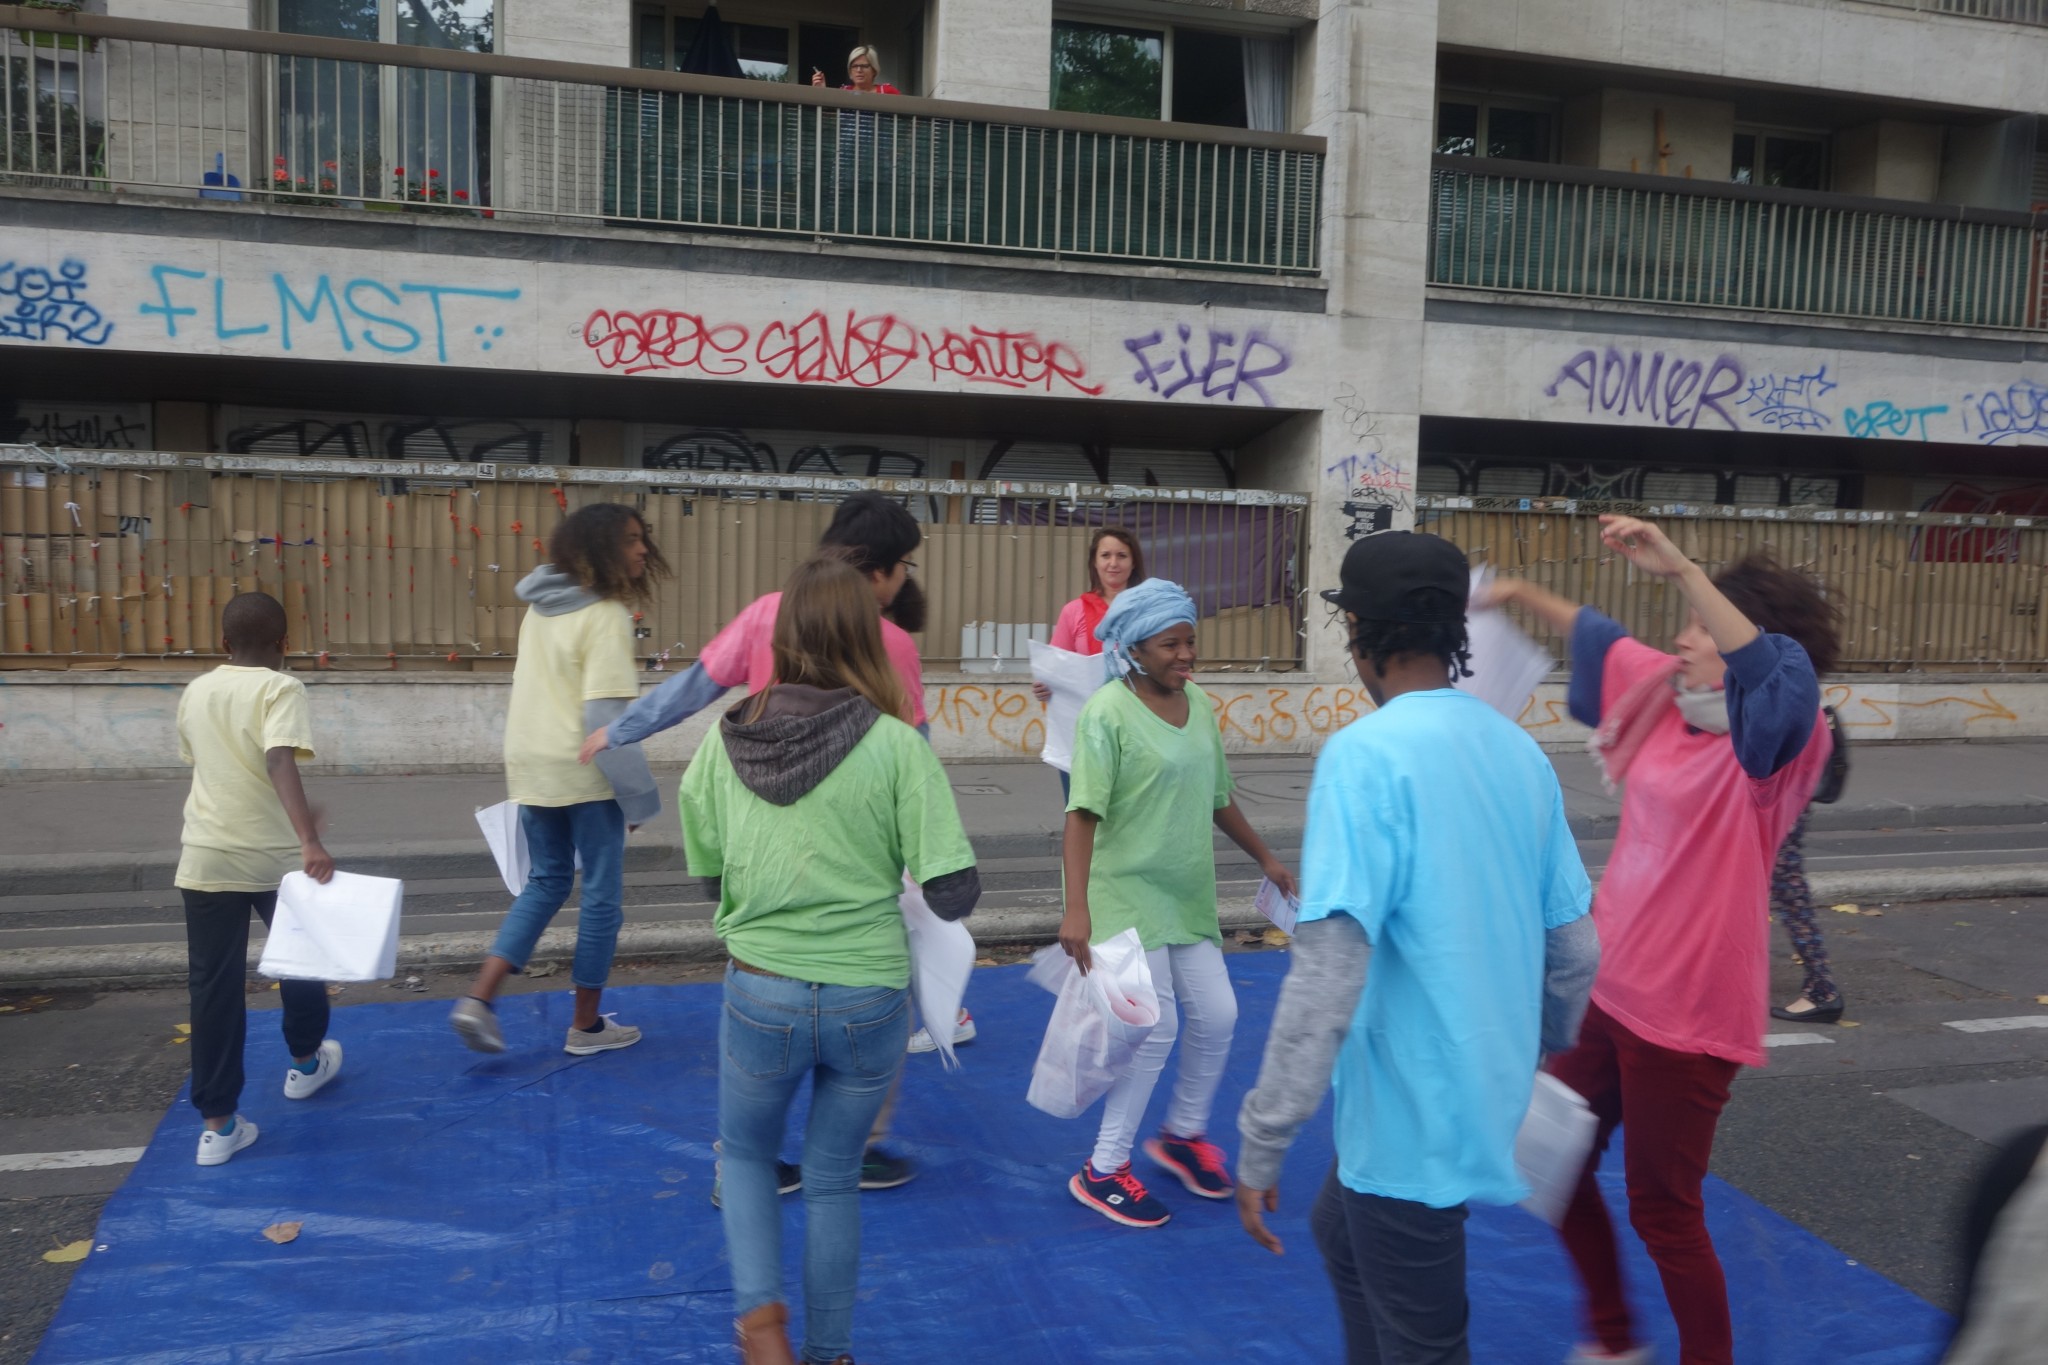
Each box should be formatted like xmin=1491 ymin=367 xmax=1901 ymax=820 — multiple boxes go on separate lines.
xmin=183 ymin=889 xmax=328 ymax=1119
xmin=1311 ymin=1162 xmax=1472 ymax=1365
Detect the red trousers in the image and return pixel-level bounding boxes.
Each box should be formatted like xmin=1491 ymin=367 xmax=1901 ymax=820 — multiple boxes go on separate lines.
xmin=1549 ymin=1002 xmax=1742 ymax=1365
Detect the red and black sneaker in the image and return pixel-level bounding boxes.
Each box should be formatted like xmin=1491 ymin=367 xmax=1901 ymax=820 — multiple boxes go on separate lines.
xmin=1069 ymin=1161 xmax=1172 ymax=1228
xmin=1145 ymin=1130 xmax=1235 ymax=1199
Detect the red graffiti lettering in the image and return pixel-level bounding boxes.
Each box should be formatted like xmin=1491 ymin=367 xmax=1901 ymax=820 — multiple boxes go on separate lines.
xmin=754 ymin=311 xmax=920 ymax=388
xmin=923 ymin=327 xmax=1105 ymax=396
xmin=582 ymin=309 xmax=750 ymax=377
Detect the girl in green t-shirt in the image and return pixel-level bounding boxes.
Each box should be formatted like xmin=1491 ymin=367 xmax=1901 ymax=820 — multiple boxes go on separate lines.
xmin=1057 ymin=578 xmax=1297 ymax=1229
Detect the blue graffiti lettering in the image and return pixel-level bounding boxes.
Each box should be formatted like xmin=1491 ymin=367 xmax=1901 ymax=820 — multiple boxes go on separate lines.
xmin=1543 ymin=347 xmax=1746 ymax=431
xmin=1843 ymin=401 xmax=1947 ymax=442
xmin=1737 ymin=367 xmax=1836 ymax=431
xmin=1960 ymin=381 xmax=2048 ymax=446
xmin=1 ymin=259 xmax=114 ymax=346
xmin=1124 ymin=324 xmax=1291 ymax=407
xmin=136 ymin=265 xmax=518 ymax=363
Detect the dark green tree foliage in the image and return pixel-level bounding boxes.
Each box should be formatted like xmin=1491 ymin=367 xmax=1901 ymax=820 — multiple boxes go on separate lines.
xmin=4 ymin=45 xmax=105 ymax=180
xmin=1051 ymin=22 xmax=1161 ymax=120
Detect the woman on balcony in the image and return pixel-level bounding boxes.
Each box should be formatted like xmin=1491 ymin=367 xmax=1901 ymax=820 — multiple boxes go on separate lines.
xmin=811 ymin=45 xmax=901 ymax=95
xmin=1480 ymin=520 xmax=1837 ymax=1365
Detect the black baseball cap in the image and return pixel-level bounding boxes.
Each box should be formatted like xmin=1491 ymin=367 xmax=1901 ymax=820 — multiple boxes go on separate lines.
xmin=1320 ymin=532 xmax=1469 ymax=623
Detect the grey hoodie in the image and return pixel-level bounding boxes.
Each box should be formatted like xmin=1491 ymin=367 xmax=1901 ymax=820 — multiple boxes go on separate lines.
xmin=711 ymin=685 xmax=981 ymax=919
xmin=515 ymin=565 xmax=660 ymax=826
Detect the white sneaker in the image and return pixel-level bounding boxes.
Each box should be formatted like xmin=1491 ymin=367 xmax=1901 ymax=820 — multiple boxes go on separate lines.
xmin=195 ymin=1116 xmax=260 ymax=1166
xmin=907 ymin=1011 xmax=977 ymax=1054
xmin=564 ymin=1015 xmax=642 ymax=1055
xmin=283 ymin=1040 xmax=344 ymax=1100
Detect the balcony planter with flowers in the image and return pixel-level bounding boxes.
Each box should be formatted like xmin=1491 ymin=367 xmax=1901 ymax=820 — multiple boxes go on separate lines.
xmin=267 ymin=156 xmax=341 ymax=206
xmin=392 ymin=166 xmax=474 ymax=217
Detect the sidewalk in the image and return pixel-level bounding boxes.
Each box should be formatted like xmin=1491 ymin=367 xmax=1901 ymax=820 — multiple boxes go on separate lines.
xmin=5 ymin=741 xmax=2048 ymax=894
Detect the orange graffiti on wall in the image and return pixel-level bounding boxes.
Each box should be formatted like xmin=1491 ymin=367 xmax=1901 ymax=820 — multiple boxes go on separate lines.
xmin=1822 ymin=684 xmax=2017 ymax=728
xmin=929 ymin=684 xmax=1045 ymax=754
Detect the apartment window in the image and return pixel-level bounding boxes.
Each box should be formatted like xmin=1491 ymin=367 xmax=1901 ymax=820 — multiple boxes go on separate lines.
xmin=1435 ymin=97 xmax=1556 ymax=162
xmin=635 ymin=7 xmax=865 ymax=87
xmin=1732 ymin=129 xmax=1827 ymax=190
xmin=1050 ymin=18 xmax=1292 ymax=130
xmin=270 ymin=0 xmax=494 ymax=200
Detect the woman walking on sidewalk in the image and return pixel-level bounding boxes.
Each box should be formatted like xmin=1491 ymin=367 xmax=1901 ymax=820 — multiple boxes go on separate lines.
xmin=683 ymin=552 xmax=979 ymax=1365
xmin=1484 ymin=520 xmax=1837 ymax=1365
xmin=1058 ymin=577 xmax=1296 ymax=1229
xmin=449 ymin=504 xmax=665 ymax=1056
xmin=1771 ymin=810 xmax=1846 ymax=1022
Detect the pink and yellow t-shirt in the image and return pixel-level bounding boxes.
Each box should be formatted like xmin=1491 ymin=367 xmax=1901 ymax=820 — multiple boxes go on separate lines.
xmin=1050 ymin=593 xmax=1109 ymax=656
xmin=1572 ymin=612 xmax=1829 ymax=1067
xmin=698 ymin=591 xmax=927 ymax=727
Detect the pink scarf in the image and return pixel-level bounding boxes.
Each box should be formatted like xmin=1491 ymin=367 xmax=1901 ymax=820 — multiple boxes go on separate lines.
xmin=1588 ymin=655 xmax=1683 ymax=793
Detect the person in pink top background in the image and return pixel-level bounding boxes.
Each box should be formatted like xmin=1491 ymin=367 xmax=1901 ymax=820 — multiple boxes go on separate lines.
xmin=1035 ymin=528 xmax=1147 ymax=800
xmin=1482 ymin=515 xmax=1837 ymax=1365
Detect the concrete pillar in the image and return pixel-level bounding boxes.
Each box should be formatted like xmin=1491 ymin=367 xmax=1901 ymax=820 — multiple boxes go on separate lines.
xmin=926 ymin=0 xmax=1049 ymax=108
xmin=1300 ymin=0 xmax=1436 ymax=680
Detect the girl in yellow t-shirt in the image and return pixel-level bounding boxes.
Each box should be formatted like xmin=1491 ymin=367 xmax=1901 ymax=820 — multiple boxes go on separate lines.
xmin=449 ymin=503 xmax=668 ymax=1057
xmin=1057 ymin=577 xmax=1296 ymax=1229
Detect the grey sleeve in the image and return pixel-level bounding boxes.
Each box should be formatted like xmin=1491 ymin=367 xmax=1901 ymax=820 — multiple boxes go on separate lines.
xmin=1542 ymin=914 xmax=1600 ymax=1056
xmin=584 ymin=697 xmax=661 ymax=826
xmin=1236 ymin=914 xmax=1371 ymax=1191
xmin=921 ymin=865 xmax=981 ymax=921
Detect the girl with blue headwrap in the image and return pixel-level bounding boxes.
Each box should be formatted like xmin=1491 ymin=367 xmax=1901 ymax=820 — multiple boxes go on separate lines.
xmin=1057 ymin=577 xmax=1298 ymax=1230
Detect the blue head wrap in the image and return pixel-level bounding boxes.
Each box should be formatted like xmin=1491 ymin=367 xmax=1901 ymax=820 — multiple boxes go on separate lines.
xmin=1094 ymin=577 xmax=1199 ymax=682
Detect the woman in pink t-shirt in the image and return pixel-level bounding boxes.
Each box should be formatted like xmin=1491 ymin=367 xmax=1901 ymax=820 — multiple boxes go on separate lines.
xmin=1485 ymin=516 xmax=1836 ymax=1365
xmin=1034 ymin=529 xmax=1145 ymax=796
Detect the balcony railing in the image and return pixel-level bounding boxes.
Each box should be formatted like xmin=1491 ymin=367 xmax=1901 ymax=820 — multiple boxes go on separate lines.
xmin=0 ymin=7 xmax=1323 ymax=275
xmin=1430 ymin=157 xmax=2048 ymax=331
xmin=1862 ymin=0 xmax=2048 ymax=26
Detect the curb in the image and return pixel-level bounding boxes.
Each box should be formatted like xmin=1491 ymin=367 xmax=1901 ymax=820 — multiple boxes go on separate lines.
xmin=11 ymin=866 xmax=2048 ymax=991
xmin=7 ymin=800 xmax=2047 ymax=896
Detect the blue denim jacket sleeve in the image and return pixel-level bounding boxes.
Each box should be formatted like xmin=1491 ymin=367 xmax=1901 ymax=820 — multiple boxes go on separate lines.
xmin=606 ymin=661 xmax=731 ymax=749
xmin=1722 ymin=631 xmax=1821 ymax=780
xmin=1566 ymin=608 xmax=1630 ymax=729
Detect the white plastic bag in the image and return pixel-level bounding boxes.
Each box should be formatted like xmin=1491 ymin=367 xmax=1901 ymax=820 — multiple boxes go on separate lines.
xmin=1025 ymin=927 xmax=1161 ymax=1118
xmin=1515 ymin=1071 xmax=1600 ymax=1226
xmin=1029 ymin=640 xmax=1109 ymax=773
xmin=900 ymin=875 xmax=976 ymax=1070
xmin=258 ymin=870 xmax=405 ymax=983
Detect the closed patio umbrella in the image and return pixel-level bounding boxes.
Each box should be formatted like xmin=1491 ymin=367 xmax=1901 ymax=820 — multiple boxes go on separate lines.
xmin=679 ymin=3 xmax=744 ymax=79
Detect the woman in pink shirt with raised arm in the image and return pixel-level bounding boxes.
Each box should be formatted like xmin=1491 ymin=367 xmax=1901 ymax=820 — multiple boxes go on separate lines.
xmin=1485 ymin=515 xmax=1838 ymax=1365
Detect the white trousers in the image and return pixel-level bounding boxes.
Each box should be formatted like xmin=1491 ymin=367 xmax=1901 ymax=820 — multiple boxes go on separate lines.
xmin=1090 ymin=938 xmax=1238 ymax=1173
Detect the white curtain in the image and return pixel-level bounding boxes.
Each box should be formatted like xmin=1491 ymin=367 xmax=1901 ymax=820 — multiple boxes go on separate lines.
xmin=1241 ymin=37 xmax=1290 ymax=134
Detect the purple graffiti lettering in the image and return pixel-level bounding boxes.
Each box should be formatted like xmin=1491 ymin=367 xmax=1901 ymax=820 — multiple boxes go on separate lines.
xmin=1124 ymin=324 xmax=1290 ymax=407
xmin=1960 ymin=381 xmax=2048 ymax=446
xmin=1737 ymin=367 xmax=1836 ymax=431
xmin=1843 ymin=401 xmax=1948 ymax=442
xmin=1544 ymin=347 xmax=1746 ymax=431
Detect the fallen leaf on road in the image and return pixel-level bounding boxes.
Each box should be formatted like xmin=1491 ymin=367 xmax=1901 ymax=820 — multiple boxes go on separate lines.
xmin=1839 ymin=1020 xmax=1862 ymax=1028
xmin=526 ymin=962 xmax=559 ymax=979
xmin=1831 ymin=903 xmax=1860 ymax=915
xmin=2035 ymin=995 xmax=2048 ymax=1006
xmin=173 ymin=1023 xmax=191 ymax=1033
xmin=262 ymin=1222 xmax=301 ymax=1244
xmin=974 ymin=958 xmax=998 ymax=968
xmin=42 ymin=1240 xmax=89 ymax=1264
xmin=1956 ymin=921 xmax=1974 ymax=927
xmin=1262 ymin=928 xmax=1291 ymax=947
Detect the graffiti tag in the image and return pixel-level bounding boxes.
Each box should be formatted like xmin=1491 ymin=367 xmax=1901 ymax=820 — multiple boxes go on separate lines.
xmin=140 ymin=266 xmax=519 ymax=363
xmin=1543 ymin=348 xmax=1746 ymax=431
xmin=1124 ymin=324 xmax=1291 ymax=407
xmin=1737 ymin=367 xmax=1835 ymax=431
xmin=1960 ymin=381 xmax=2048 ymax=446
xmin=1843 ymin=401 xmax=1948 ymax=442
xmin=0 ymin=259 xmax=112 ymax=346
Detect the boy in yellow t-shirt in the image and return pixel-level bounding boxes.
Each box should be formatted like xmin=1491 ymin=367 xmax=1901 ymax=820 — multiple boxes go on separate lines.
xmin=175 ymin=592 xmax=340 ymax=1167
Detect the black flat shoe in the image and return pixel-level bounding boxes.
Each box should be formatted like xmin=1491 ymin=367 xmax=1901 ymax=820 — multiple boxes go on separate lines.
xmin=1771 ymin=994 xmax=1845 ymax=1024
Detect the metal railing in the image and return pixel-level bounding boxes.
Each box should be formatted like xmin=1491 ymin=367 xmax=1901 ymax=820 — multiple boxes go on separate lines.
xmin=1420 ymin=497 xmax=2048 ymax=670
xmin=1862 ymin=0 xmax=2048 ymax=25
xmin=0 ymin=7 xmax=1323 ymax=275
xmin=0 ymin=447 xmax=1307 ymax=670
xmin=1430 ymin=157 xmax=2048 ymax=331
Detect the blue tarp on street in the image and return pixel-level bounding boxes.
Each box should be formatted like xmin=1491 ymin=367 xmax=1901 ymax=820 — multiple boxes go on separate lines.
xmin=37 ymin=953 xmax=1952 ymax=1363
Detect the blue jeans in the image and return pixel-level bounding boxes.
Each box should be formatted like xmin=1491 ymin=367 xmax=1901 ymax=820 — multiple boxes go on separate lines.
xmin=487 ymin=800 xmax=625 ymax=990
xmin=720 ymin=964 xmax=909 ymax=1363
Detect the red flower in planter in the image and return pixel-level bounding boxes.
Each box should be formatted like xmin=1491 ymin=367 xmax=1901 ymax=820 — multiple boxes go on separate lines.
xmin=428 ymin=168 xmax=440 ymax=178
xmin=274 ymin=155 xmax=286 ymax=167
xmin=453 ymin=189 xmax=469 ymax=200
xmin=394 ymin=166 xmax=406 ymax=176
xmin=323 ymin=160 xmax=337 ymax=171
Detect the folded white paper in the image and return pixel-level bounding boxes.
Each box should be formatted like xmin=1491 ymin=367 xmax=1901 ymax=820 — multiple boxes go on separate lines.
xmin=1515 ymin=1071 xmax=1600 ymax=1226
xmin=259 ymin=870 xmax=405 ymax=983
xmin=1254 ymin=877 xmax=1300 ymax=936
xmin=1456 ymin=567 xmax=1555 ymax=722
xmin=1029 ymin=640 xmax=1110 ymax=773
xmin=476 ymin=801 xmax=528 ymax=896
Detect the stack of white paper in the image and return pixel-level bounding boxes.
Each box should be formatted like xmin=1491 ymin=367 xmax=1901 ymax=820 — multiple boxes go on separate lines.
xmin=259 ymin=870 xmax=405 ymax=983
xmin=1254 ymin=877 xmax=1301 ymax=936
xmin=1028 ymin=640 xmax=1110 ymax=773
xmin=1456 ymin=567 xmax=1555 ymax=721
xmin=1515 ymin=1071 xmax=1600 ymax=1226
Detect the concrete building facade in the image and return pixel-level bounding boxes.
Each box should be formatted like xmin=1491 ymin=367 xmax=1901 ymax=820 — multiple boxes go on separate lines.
xmin=3 ymin=0 xmax=2047 ymax=775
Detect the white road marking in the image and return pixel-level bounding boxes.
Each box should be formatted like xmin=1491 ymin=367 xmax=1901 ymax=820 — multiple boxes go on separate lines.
xmin=1763 ymin=1033 xmax=1836 ymax=1047
xmin=1944 ymin=1016 xmax=2048 ymax=1034
xmin=0 ymin=1146 xmax=146 ymax=1172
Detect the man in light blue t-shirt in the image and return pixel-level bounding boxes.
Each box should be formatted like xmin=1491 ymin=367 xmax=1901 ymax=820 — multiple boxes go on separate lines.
xmin=1235 ymin=532 xmax=1598 ymax=1365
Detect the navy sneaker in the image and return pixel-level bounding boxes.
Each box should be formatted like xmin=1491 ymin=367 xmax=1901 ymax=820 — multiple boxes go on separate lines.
xmin=1069 ymin=1161 xmax=1171 ymax=1228
xmin=1145 ymin=1130 xmax=1235 ymax=1199
xmin=859 ymin=1147 xmax=918 ymax=1190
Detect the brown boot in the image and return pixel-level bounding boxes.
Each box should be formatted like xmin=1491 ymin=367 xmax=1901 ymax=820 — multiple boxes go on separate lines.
xmin=734 ymin=1302 xmax=796 ymax=1365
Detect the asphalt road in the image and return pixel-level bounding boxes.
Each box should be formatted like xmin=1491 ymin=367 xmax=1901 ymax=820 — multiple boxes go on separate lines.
xmin=5 ymin=899 xmax=2048 ymax=1362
